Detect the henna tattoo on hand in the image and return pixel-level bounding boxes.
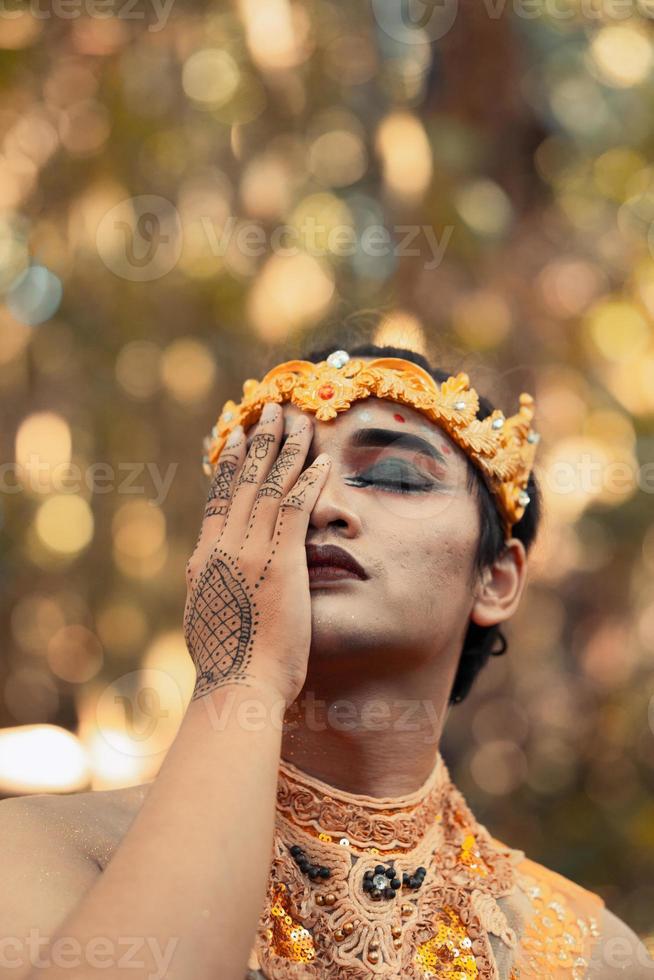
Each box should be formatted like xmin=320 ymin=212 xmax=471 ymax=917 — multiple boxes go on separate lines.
xmin=185 ymin=549 xmax=259 ymax=699
xmin=236 ymin=432 xmax=275 ymax=487
xmin=281 ymin=465 xmax=321 ymax=510
xmin=205 ymin=453 xmax=239 ymax=518
xmin=257 ymin=438 xmax=303 ymax=499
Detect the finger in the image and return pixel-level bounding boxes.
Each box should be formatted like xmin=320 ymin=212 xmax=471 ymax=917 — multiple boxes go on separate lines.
xmin=272 ymin=453 xmax=332 ymax=552
xmin=245 ymin=415 xmax=314 ymax=544
xmin=186 ymin=426 xmax=246 ymax=588
xmin=220 ymin=403 xmax=283 ymax=549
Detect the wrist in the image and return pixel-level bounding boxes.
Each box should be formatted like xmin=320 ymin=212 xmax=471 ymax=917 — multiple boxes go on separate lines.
xmin=190 ymin=676 xmax=291 ymax=713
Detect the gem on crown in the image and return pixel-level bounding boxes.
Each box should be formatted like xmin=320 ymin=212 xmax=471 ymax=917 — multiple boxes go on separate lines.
xmin=326 ymin=349 xmax=350 ymax=369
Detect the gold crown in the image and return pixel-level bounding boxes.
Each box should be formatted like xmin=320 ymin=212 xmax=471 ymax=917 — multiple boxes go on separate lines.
xmin=202 ymin=350 xmax=540 ymax=536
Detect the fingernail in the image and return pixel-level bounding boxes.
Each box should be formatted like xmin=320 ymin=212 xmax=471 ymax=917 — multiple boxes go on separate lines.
xmin=226 ymin=425 xmax=243 ymax=446
xmin=261 ymin=403 xmax=279 ymax=422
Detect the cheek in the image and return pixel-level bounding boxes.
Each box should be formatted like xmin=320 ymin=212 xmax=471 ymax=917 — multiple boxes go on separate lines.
xmin=376 ymin=501 xmax=479 ymax=597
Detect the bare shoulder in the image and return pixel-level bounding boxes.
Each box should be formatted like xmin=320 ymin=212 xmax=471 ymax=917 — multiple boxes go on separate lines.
xmin=0 ymin=780 xmax=154 ymax=978
xmin=0 ymin=779 xmax=152 ymax=870
xmin=586 ymin=906 xmax=654 ymax=979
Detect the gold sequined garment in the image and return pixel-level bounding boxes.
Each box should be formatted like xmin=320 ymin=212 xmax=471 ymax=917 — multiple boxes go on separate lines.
xmin=245 ymin=752 xmax=604 ymax=979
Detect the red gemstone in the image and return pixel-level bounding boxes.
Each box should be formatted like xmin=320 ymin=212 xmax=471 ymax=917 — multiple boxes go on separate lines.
xmin=393 ymin=413 xmax=406 ymax=423
xmin=318 ymin=384 xmax=334 ymax=400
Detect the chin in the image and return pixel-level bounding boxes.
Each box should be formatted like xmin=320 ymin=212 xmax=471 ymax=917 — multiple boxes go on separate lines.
xmin=309 ymin=616 xmax=378 ymax=657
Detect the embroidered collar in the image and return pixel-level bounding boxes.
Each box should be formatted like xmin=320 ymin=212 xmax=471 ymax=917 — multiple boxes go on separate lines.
xmin=276 ymin=752 xmax=452 ymax=854
xmin=247 ymin=753 xmax=604 ymax=978
xmin=250 ymin=751 xmax=521 ymax=978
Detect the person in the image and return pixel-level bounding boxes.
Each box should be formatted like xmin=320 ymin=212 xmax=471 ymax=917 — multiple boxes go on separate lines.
xmin=0 ymin=342 xmax=650 ymax=980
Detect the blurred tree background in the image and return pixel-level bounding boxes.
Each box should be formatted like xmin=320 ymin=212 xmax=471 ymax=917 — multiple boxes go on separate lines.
xmin=0 ymin=0 xmax=653 ymax=941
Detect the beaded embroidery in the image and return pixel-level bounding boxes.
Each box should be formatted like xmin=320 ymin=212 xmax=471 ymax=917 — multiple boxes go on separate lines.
xmin=251 ymin=753 xmax=521 ymax=978
xmin=245 ymin=753 xmax=605 ymax=978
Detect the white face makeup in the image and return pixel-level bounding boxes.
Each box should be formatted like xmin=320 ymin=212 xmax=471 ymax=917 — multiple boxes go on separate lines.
xmin=243 ymin=396 xmax=483 ymax=665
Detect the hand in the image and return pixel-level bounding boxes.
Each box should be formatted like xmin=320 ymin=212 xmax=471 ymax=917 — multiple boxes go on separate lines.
xmin=183 ymin=403 xmax=331 ymax=707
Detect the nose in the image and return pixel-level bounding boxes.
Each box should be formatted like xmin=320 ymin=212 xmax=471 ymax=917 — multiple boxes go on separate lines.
xmin=308 ymin=457 xmax=363 ymax=538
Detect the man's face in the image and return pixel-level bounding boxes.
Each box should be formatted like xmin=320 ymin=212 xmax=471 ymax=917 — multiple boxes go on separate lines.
xmin=245 ymin=396 xmax=484 ymax=664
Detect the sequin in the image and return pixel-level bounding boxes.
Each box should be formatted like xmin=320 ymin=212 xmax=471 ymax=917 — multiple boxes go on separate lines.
xmin=254 ymin=753 xmax=605 ymax=979
xmin=268 ymin=884 xmax=316 ymax=963
xmin=458 ymin=832 xmax=489 ymax=877
xmin=516 ymin=872 xmax=600 ymax=979
xmin=415 ymin=906 xmax=478 ymax=978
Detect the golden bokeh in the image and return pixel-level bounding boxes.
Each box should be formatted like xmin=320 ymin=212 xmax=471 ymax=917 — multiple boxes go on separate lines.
xmin=1 ymin=2 xmax=654 ymax=938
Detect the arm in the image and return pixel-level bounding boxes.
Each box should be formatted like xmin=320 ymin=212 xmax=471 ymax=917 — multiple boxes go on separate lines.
xmin=0 ymin=692 xmax=282 ymax=980
xmin=3 ymin=406 xmax=330 ymax=980
xmin=6 ymin=683 xmax=284 ymax=980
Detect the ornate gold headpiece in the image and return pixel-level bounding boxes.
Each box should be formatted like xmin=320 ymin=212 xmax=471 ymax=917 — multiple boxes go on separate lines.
xmin=202 ymin=350 xmax=540 ymax=536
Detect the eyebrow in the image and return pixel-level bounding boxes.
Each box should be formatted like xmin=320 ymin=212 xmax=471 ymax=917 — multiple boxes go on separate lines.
xmin=246 ymin=423 xmax=449 ymax=465
xmin=349 ymin=427 xmax=448 ymax=464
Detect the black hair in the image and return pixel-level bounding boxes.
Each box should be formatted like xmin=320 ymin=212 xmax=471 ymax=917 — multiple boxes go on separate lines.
xmin=300 ymin=340 xmax=542 ymax=706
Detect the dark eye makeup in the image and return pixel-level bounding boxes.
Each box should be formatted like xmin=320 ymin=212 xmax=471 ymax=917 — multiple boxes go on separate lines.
xmin=345 ymin=459 xmax=440 ymax=495
xmin=244 ymin=431 xmax=444 ymax=496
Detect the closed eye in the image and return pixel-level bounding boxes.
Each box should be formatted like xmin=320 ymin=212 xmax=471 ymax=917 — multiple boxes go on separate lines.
xmin=345 ymin=460 xmax=439 ymax=494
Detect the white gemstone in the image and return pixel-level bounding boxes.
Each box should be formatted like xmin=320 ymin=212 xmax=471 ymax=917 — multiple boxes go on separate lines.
xmin=527 ymin=431 xmax=540 ymax=444
xmin=454 ymin=400 xmax=466 ymax=411
xmin=222 ymin=411 xmax=234 ymax=422
xmin=372 ymin=873 xmax=387 ymax=890
xmin=491 ymin=416 xmax=504 ymax=429
xmin=518 ymin=490 xmax=530 ymax=507
xmin=326 ymin=349 xmax=350 ymax=369
xmin=211 ymin=425 xmax=218 ymax=437
xmin=339 ymin=837 xmax=350 ymax=847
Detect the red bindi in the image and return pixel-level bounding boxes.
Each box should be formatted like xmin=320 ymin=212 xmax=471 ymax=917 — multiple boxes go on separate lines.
xmin=393 ymin=413 xmax=406 ymax=423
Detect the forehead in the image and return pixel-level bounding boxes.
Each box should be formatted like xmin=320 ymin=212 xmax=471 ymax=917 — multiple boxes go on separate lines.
xmin=247 ymin=396 xmax=468 ymax=466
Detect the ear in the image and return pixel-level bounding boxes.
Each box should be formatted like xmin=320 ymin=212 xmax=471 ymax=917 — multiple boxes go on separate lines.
xmin=470 ymin=537 xmax=528 ymax=629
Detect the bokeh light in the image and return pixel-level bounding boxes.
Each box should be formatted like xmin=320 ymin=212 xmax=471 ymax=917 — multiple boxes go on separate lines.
xmin=1 ymin=2 xmax=653 ymax=939
xmin=35 ymin=495 xmax=94 ymax=555
xmin=0 ymin=726 xmax=90 ymax=795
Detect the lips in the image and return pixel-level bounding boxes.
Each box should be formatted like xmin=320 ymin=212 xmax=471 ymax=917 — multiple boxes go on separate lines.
xmin=305 ymin=544 xmax=367 ymax=580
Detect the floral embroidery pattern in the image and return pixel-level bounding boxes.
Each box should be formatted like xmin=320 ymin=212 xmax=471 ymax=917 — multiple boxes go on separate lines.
xmin=245 ymin=755 xmax=605 ymax=979
xmin=254 ymin=754 xmax=519 ymax=978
